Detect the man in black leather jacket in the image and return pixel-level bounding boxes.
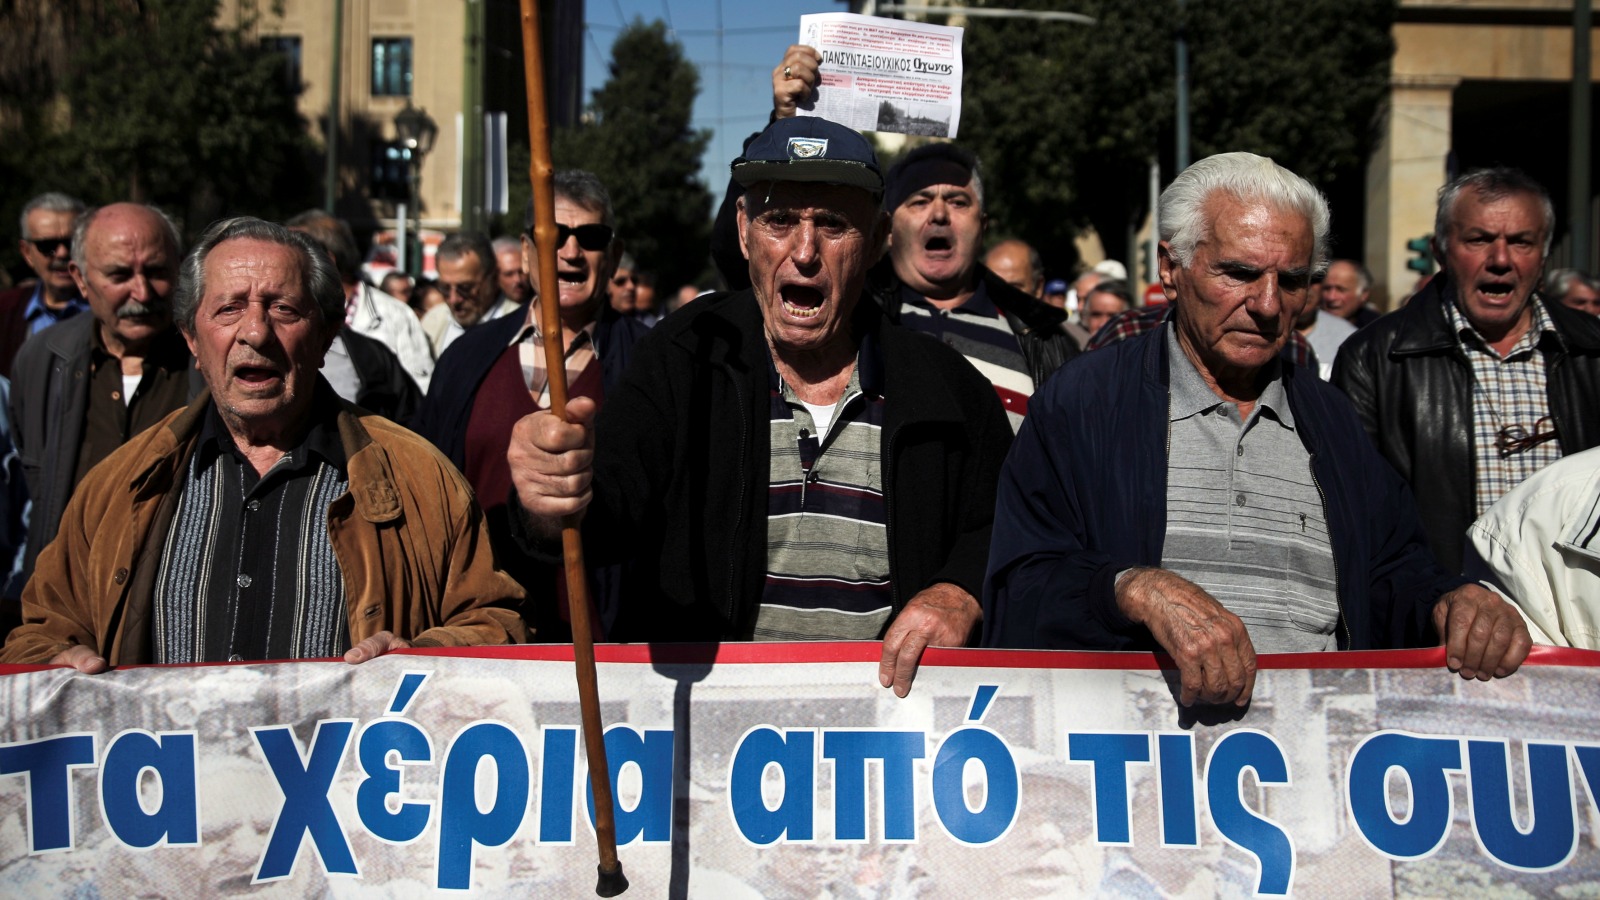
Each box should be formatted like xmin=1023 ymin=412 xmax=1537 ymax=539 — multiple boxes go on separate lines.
xmin=1332 ymin=168 xmax=1600 ymax=572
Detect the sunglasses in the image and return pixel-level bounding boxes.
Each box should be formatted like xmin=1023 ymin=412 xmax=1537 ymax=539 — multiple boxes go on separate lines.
xmin=27 ymin=237 xmax=70 ymax=256
xmin=1495 ymin=416 xmax=1558 ymax=457
xmin=528 ymin=223 xmax=614 ymax=252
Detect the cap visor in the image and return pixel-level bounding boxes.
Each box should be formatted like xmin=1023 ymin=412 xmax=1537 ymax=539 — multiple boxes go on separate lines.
xmin=731 ymin=159 xmax=882 ymax=195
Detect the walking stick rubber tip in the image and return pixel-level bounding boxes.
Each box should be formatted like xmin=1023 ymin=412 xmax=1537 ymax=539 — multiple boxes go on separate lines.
xmin=595 ymin=862 xmax=629 ymax=897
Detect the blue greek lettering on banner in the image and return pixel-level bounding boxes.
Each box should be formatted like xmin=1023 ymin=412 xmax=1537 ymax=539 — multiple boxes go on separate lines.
xmin=0 ymin=732 xmax=98 ymax=853
xmin=98 ymin=729 xmax=199 ymax=850
xmin=1067 ymin=731 xmax=1151 ymax=846
xmin=538 ymin=727 xmax=578 ymax=844
xmin=1205 ymin=728 xmax=1295 ymax=896
xmin=354 ymin=718 xmax=434 ymax=845
xmin=932 ymin=685 xmax=1018 ymax=846
xmin=436 ymin=720 xmax=531 ymax=890
xmin=584 ymin=726 xmax=674 ymax=845
xmin=1466 ymin=739 xmax=1578 ymax=872
xmin=1157 ymin=732 xmax=1199 ymax=847
xmin=821 ymin=730 xmax=924 ymax=843
xmin=250 ymin=719 xmax=360 ymax=882
xmin=728 ymin=726 xmax=817 ymax=845
xmin=1346 ymin=730 xmax=1462 ymax=861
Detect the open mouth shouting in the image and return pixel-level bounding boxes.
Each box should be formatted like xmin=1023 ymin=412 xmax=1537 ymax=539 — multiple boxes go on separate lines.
xmin=780 ymin=283 xmax=826 ymax=319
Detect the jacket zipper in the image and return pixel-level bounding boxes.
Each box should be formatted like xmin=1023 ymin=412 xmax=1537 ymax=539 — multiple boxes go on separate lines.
xmin=725 ymin=374 xmax=748 ymax=625
xmin=1308 ymin=451 xmax=1348 ymax=649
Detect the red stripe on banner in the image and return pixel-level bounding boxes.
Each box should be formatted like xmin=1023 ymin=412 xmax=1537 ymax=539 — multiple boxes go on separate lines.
xmin=994 ymin=384 xmax=1028 ymax=417
xmin=4 ymin=642 xmax=1593 ymax=676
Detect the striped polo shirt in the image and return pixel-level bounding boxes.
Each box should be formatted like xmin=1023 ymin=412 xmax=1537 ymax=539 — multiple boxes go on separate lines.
xmin=755 ymin=335 xmax=893 ymax=641
xmin=896 ymin=282 xmax=1032 ymax=430
xmin=1161 ymin=327 xmax=1340 ymax=653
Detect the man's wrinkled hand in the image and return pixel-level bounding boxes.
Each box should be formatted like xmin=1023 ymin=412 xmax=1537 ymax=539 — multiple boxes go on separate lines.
xmin=1117 ymin=568 xmax=1257 ymax=707
xmin=878 ymin=582 xmax=980 ymax=699
xmin=50 ymin=645 xmax=108 ymax=674
xmin=344 ymin=631 xmax=411 ymax=665
xmin=507 ymin=397 xmax=597 ymax=528
xmin=773 ymin=45 xmax=821 ymax=119
xmin=1432 ymin=583 xmax=1532 ymax=681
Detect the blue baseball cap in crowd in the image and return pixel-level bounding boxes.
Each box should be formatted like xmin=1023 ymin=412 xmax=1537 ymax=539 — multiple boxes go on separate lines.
xmin=1044 ymin=279 xmax=1069 ymax=294
xmin=731 ymin=116 xmax=883 ymax=196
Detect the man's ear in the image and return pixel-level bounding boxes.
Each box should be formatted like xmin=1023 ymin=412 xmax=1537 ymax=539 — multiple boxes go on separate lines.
xmin=520 ymin=233 xmax=538 ymax=296
xmin=1157 ymin=241 xmax=1181 ymax=305
xmin=735 ymin=195 xmax=752 ymax=262
xmin=68 ymin=261 xmax=88 ymax=298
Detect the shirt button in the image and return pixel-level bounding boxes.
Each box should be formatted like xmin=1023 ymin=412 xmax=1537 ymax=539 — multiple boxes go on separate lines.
xmin=113 ymin=568 xmax=128 ymax=585
xmin=247 ymin=499 xmax=261 ymax=512
xmin=237 ymin=574 xmax=253 ymax=588
xmin=1236 ymin=444 xmax=1244 ymax=457
xmin=111 ymin=390 xmax=121 ymax=401
xmin=1235 ymin=492 xmax=1247 ymax=508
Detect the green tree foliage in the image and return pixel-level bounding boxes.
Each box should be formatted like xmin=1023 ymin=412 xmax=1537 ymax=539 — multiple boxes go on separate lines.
xmin=552 ymin=20 xmax=712 ymax=292
xmin=959 ymin=0 xmax=1394 ymax=277
xmin=0 ymin=0 xmax=317 ymax=259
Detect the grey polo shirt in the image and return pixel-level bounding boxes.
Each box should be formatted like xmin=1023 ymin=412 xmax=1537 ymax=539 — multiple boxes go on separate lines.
xmin=1162 ymin=328 xmax=1339 ymax=653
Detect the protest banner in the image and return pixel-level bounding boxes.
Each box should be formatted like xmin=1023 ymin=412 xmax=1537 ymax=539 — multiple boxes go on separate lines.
xmin=797 ymin=13 xmax=964 ymax=139
xmin=3 ymin=644 xmax=1599 ymax=897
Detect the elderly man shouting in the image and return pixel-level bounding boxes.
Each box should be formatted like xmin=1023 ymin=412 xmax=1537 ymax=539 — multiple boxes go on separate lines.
xmin=983 ymin=152 xmax=1529 ymax=707
xmin=509 ymin=118 xmax=1011 ymax=696
xmin=2 ymin=217 xmax=525 ymax=670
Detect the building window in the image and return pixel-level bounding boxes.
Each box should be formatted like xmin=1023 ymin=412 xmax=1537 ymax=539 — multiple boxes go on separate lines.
xmin=372 ymin=37 xmax=412 ymax=97
xmin=261 ymin=36 xmax=302 ymax=92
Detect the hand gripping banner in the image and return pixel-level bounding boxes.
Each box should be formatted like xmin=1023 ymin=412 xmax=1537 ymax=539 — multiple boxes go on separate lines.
xmin=3 ymin=643 xmax=1600 ymax=897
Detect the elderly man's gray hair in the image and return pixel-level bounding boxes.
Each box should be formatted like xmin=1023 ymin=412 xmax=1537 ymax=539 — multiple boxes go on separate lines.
xmin=1433 ymin=167 xmax=1554 ymax=256
xmin=523 ymin=169 xmax=616 ymax=231
xmin=71 ymin=204 xmax=183 ymax=272
xmin=1158 ymin=152 xmax=1331 ymax=273
xmin=491 ymin=235 xmax=521 ymax=256
xmin=1545 ymin=267 xmax=1599 ymax=302
xmin=173 ymin=216 xmax=344 ymax=333
xmin=20 ymin=192 xmax=85 ymax=239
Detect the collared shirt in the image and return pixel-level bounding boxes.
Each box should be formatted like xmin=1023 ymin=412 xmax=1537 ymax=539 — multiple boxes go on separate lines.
xmin=436 ymin=294 xmax=519 ymax=355
xmin=896 ymin=281 xmax=1033 ymax=431
xmin=1443 ymin=296 xmax=1562 ymax=516
xmin=151 ymin=397 xmax=350 ymax=663
xmin=511 ymin=306 xmax=598 ymax=408
xmin=756 ymin=336 xmax=893 ymax=640
xmin=74 ymin=326 xmax=192 ymax=489
xmin=23 ymin=284 xmax=89 ymax=336
xmin=1161 ymin=327 xmax=1339 ymax=653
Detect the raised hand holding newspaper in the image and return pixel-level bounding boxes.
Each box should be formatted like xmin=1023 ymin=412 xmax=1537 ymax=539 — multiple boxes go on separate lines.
xmin=796 ymin=12 xmax=964 ymax=138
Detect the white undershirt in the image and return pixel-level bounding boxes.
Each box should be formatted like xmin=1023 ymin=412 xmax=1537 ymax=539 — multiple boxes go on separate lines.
xmin=121 ymin=374 xmax=140 ymax=407
xmin=800 ymin=400 xmax=835 ymax=439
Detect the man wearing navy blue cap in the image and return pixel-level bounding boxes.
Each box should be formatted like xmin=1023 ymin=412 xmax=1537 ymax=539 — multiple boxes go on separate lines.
xmin=508 ymin=116 xmax=1012 ymax=696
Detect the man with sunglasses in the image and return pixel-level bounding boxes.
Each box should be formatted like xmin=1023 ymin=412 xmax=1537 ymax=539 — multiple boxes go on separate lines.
xmin=509 ymin=118 xmax=1011 ymax=697
xmin=413 ymin=169 xmax=648 ymax=641
xmin=0 ymin=193 xmax=90 ymax=377
xmin=1333 ymin=168 xmax=1600 ymax=573
xmin=420 ymin=232 xmax=522 ymax=356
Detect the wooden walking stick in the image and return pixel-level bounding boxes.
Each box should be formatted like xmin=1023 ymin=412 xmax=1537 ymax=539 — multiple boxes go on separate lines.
xmin=518 ymin=1 xmax=628 ymax=895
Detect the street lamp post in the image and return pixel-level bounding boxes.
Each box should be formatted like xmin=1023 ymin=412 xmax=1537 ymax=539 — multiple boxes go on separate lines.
xmin=393 ymin=100 xmax=438 ymax=278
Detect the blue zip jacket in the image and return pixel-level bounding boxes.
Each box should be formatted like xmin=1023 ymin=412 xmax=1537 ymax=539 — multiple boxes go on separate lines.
xmin=982 ymin=322 xmax=1466 ymax=652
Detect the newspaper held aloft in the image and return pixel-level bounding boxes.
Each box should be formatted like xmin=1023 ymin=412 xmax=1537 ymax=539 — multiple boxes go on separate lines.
xmin=797 ymin=13 xmax=964 ymax=139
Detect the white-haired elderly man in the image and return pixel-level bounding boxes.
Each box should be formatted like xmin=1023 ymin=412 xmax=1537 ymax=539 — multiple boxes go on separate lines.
xmin=2 ymin=217 xmax=525 ymax=671
xmin=983 ymin=152 xmax=1530 ymax=708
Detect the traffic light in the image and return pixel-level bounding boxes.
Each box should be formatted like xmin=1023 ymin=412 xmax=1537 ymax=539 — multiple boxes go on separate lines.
xmin=1405 ymin=235 xmax=1434 ymax=275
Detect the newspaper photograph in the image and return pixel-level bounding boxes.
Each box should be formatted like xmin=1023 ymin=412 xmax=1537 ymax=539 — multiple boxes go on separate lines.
xmin=797 ymin=12 xmax=964 ymax=139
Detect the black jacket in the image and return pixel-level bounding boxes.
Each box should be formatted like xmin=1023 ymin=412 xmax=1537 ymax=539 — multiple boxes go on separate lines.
xmin=865 ymin=258 xmax=1080 ymax=390
xmin=1331 ymin=277 xmax=1600 ymax=572
xmin=338 ymin=330 xmax=420 ymax=424
xmin=531 ymin=289 xmax=1013 ymax=642
xmin=987 ymin=322 xmax=1464 ymax=653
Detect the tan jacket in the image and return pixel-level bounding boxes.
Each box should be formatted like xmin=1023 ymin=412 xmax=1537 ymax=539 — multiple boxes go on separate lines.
xmin=1 ymin=391 xmax=527 ymax=665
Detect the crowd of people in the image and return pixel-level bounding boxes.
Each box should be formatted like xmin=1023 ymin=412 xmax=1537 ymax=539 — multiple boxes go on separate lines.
xmin=0 ymin=45 xmax=1598 ymax=714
